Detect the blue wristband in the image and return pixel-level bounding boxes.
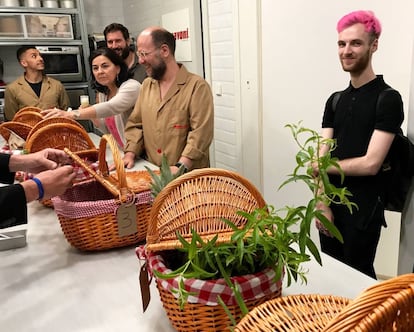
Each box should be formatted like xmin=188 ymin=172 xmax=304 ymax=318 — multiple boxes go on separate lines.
xmin=31 ymin=177 xmax=44 ymax=200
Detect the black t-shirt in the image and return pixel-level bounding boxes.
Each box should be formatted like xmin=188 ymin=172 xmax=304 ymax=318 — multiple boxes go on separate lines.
xmin=323 ymin=75 xmax=403 ymax=160
xmin=321 ymin=75 xmax=404 ymax=202
xmin=26 ymin=79 xmax=42 ymax=97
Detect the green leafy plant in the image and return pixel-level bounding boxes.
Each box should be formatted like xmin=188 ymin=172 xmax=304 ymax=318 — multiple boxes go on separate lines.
xmin=152 ymin=122 xmax=356 ymax=319
xmin=145 ymin=154 xmax=186 ymax=198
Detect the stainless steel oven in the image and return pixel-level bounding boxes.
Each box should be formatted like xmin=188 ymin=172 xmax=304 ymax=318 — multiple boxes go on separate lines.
xmin=36 ymin=45 xmax=85 ymax=82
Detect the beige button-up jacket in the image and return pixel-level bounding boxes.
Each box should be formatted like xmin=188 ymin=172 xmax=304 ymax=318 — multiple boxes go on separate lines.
xmin=124 ymin=65 xmax=214 ymax=169
xmin=4 ymin=75 xmax=70 ymax=120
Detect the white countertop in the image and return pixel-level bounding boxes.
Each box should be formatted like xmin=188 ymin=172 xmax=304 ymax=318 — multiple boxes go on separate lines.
xmin=0 ymin=200 xmax=377 ymax=332
xmin=0 ymin=133 xmax=378 ymax=331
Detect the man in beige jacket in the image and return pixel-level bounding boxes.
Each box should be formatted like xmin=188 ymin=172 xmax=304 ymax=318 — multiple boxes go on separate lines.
xmin=123 ymin=27 xmax=214 ymax=172
xmin=4 ymin=45 xmax=69 ymax=120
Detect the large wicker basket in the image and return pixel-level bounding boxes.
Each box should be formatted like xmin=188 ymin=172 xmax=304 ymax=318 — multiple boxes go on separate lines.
xmin=234 ymin=294 xmax=351 ymax=332
xmin=52 ymin=134 xmax=153 ymax=251
xmin=143 ymin=168 xmax=282 ymax=331
xmin=235 ymin=273 xmax=414 ymax=331
xmin=323 ymin=273 xmax=414 ymax=331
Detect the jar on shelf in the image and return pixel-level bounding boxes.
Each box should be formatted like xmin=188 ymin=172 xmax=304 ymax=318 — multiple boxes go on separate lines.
xmin=0 ymin=0 xmax=20 ymax=6
xmin=24 ymin=0 xmax=41 ymax=7
xmin=42 ymin=0 xmax=58 ymax=8
xmin=59 ymin=0 xmax=74 ymax=8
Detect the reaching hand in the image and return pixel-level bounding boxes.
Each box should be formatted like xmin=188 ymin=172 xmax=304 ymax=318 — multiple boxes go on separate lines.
xmin=315 ymin=202 xmax=334 ymax=237
xmin=123 ymin=151 xmax=136 ymax=169
xmin=29 ymin=148 xmax=72 ymax=173
xmin=9 ymin=148 xmax=72 ymax=173
xmin=35 ymin=165 xmax=76 ymax=199
xmin=21 ymin=165 xmax=76 ymax=202
xmin=41 ymin=108 xmax=71 ymax=119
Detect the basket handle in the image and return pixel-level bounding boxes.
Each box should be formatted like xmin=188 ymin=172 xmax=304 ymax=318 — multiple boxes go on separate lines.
xmin=64 ymin=134 xmax=128 ymax=197
xmin=98 ymin=134 xmax=127 ymax=189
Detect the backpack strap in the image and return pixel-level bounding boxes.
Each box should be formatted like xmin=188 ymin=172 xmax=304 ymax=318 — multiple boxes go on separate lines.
xmin=377 ymin=87 xmax=402 ymax=135
xmin=331 ymin=91 xmax=342 ymax=112
xmin=377 ymin=87 xmax=396 ymax=110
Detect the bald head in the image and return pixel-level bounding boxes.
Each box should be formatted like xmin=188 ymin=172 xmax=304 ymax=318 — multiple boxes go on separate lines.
xmin=138 ymin=26 xmax=176 ymax=55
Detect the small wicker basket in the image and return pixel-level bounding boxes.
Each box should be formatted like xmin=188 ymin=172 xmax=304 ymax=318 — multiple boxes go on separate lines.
xmin=25 ymin=122 xmax=96 ymax=153
xmin=0 ymin=121 xmax=33 ymax=142
xmin=14 ymin=106 xmax=42 ymax=115
xmin=144 ymin=168 xmax=281 ymax=331
xmin=26 ymin=117 xmax=84 ymax=142
xmin=52 ymin=134 xmax=153 ymax=251
xmin=12 ymin=111 xmax=44 ymax=126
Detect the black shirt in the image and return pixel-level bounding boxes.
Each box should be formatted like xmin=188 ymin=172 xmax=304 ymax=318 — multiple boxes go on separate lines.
xmin=323 ymin=75 xmax=403 ymax=161
xmin=0 ymin=153 xmax=28 ymax=228
xmin=322 ymin=75 xmax=404 ymax=207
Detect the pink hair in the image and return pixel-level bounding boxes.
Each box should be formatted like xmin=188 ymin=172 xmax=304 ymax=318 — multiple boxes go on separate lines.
xmin=337 ymin=10 xmax=382 ymax=39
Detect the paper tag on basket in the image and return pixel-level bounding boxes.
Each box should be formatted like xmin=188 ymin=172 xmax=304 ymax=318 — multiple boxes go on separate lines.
xmin=139 ymin=262 xmax=151 ymax=312
xmin=116 ymin=203 xmax=138 ymax=237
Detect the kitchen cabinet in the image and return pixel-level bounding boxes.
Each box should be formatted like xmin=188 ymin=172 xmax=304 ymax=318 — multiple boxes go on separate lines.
xmin=0 ymin=0 xmax=88 ymax=44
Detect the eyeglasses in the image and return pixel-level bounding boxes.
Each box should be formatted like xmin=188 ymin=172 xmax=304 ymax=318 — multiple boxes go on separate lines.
xmin=136 ymin=48 xmax=158 ymax=59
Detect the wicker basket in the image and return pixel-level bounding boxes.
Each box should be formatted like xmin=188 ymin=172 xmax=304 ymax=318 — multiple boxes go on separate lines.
xmin=52 ymin=134 xmax=153 ymax=251
xmin=12 ymin=111 xmax=44 ymax=126
xmin=0 ymin=121 xmax=33 ymax=142
xmin=235 ymin=273 xmax=414 ymax=332
xmin=234 ymin=294 xmax=351 ymax=332
xmin=146 ymin=168 xmax=266 ymax=251
xmin=25 ymin=122 xmax=96 ymax=153
xmin=14 ymin=106 xmax=42 ymax=115
xmin=26 ymin=117 xmax=84 ymax=142
xmin=144 ymin=168 xmax=281 ymax=331
xmin=323 ymin=273 xmax=414 ymax=331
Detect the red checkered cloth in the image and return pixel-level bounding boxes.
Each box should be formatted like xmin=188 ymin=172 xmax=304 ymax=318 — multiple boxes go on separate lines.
xmin=72 ymin=161 xmax=98 ymax=183
xmin=0 ymin=145 xmax=12 ymax=154
xmin=52 ymin=188 xmax=152 ymax=219
xmin=136 ymin=246 xmax=282 ymax=306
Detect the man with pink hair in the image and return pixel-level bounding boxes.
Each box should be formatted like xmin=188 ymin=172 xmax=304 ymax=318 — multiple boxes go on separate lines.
xmin=315 ymin=10 xmax=404 ymax=278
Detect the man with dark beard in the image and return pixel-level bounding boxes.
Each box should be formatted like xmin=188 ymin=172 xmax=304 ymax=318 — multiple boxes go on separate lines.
xmin=315 ymin=10 xmax=404 ymax=278
xmin=122 ymin=26 xmax=214 ymax=172
xmin=104 ymin=23 xmax=147 ymax=83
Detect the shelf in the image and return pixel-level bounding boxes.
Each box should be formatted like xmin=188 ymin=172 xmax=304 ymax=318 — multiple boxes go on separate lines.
xmin=0 ymin=7 xmax=77 ymax=14
xmin=0 ymin=12 xmax=76 ymax=40
xmin=0 ymin=39 xmax=83 ymax=46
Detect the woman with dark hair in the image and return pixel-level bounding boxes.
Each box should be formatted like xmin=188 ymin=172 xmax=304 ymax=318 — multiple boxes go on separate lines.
xmin=42 ymin=47 xmax=140 ymax=148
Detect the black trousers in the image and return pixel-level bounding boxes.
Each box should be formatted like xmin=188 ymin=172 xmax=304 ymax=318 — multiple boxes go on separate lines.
xmin=319 ymin=202 xmax=383 ymax=279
